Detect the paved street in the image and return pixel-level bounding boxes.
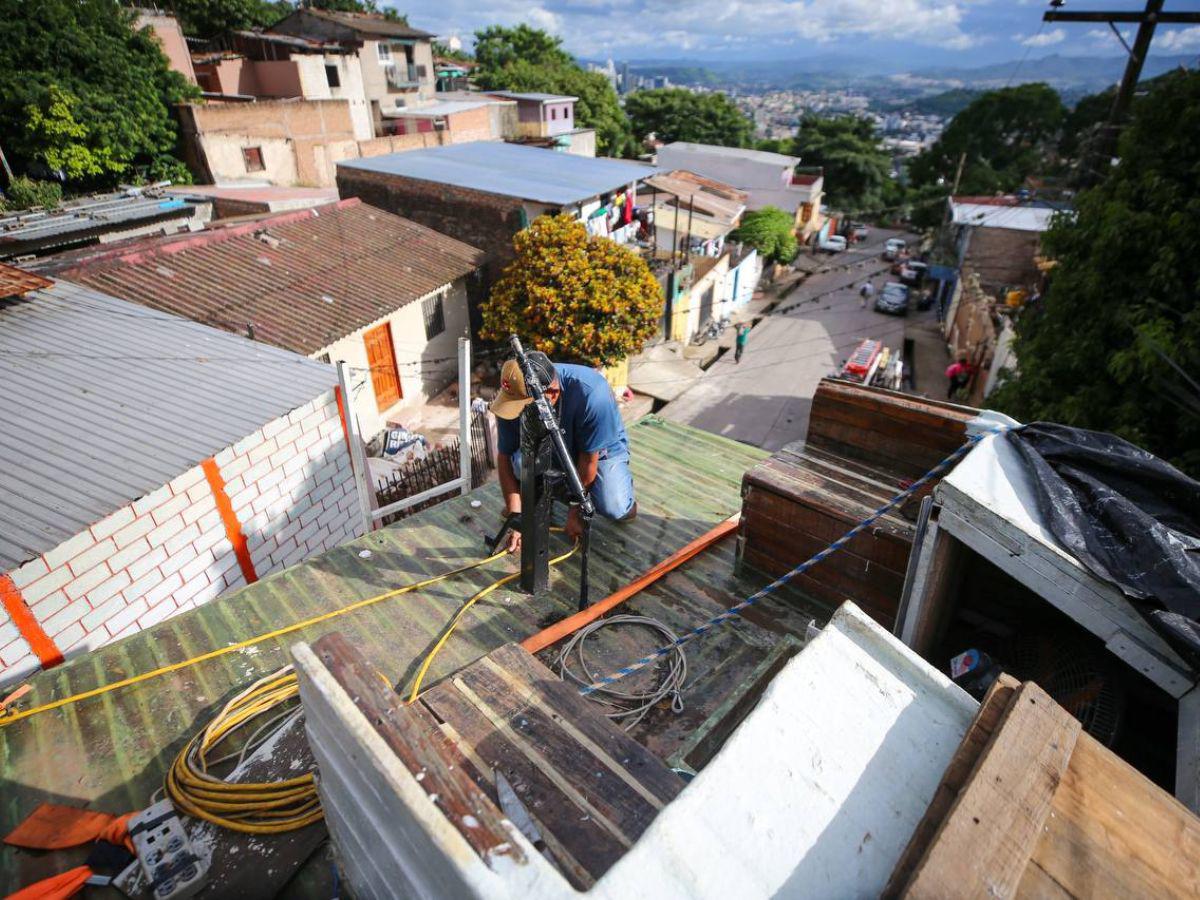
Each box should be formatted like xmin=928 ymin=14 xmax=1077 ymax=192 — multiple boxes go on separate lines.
xmin=661 ymin=227 xmax=946 ymax=451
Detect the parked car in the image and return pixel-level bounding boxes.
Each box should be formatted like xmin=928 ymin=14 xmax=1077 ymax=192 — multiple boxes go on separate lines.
xmin=900 ymin=261 xmax=928 ymax=287
xmin=884 ymin=238 xmax=906 ymax=261
xmin=875 ymin=282 xmax=910 ymax=315
xmin=849 ymin=222 xmax=869 ymax=241
xmin=819 ymin=234 xmax=848 ymax=253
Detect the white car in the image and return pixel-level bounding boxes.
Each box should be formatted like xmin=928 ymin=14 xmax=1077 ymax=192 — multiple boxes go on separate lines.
xmin=884 ymin=238 xmax=906 ymax=261
xmin=819 ymin=234 xmax=847 ymax=253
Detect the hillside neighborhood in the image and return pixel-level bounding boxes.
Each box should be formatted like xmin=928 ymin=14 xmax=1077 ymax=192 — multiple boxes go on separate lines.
xmin=1 ymin=1 xmax=1199 ymax=897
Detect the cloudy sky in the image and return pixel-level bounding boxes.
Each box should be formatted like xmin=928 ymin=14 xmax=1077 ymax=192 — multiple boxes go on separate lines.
xmin=401 ymin=0 xmax=1200 ymax=69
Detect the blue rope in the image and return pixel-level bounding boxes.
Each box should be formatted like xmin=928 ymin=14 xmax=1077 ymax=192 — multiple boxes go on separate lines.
xmin=579 ymin=429 xmax=1003 ymax=696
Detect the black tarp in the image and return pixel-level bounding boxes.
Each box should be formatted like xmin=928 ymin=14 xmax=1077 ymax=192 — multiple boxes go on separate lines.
xmin=1006 ymin=423 xmax=1200 ymax=668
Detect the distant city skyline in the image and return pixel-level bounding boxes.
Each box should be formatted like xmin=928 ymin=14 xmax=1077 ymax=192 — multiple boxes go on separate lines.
xmin=407 ymin=0 xmax=1200 ymax=70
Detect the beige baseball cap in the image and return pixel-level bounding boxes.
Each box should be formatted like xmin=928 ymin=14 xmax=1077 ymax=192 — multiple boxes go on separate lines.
xmin=490 ymin=352 xmax=556 ymax=420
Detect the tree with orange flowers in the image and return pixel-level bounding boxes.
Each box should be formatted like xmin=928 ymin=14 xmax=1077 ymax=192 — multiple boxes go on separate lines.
xmin=481 ymin=214 xmax=663 ymax=368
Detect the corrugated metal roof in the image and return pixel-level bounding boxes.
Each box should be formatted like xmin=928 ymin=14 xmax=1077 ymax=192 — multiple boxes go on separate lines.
xmin=0 ymin=189 xmax=205 ymax=258
xmin=386 ymin=100 xmax=494 ymax=117
xmin=0 ymin=416 xmax=824 ymax=894
xmin=659 ymin=142 xmax=800 ymax=168
xmin=950 ymin=200 xmax=1064 ymax=233
xmin=276 ymin=8 xmax=434 ymax=39
xmin=643 ymin=171 xmax=746 ymax=225
xmin=0 ymin=264 xmax=52 ymax=300
xmin=47 ymin=199 xmax=485 ymax=356
xmin=0 ymin=279 xmax=336 ymax=571
xmin=338 ymin=142 xmax=654 ymax=205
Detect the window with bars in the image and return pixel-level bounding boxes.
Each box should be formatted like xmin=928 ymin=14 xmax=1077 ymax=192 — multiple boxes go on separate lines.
xmin=422 ymin=292 xmax=446 ymax=340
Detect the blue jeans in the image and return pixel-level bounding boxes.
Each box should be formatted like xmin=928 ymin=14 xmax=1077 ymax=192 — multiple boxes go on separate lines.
xmin=509 ymin=447 xmax=636 ymax=520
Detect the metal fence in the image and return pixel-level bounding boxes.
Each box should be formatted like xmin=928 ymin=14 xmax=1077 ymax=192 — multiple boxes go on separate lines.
xmin=374 ymin=411 xmax=494 ymax=526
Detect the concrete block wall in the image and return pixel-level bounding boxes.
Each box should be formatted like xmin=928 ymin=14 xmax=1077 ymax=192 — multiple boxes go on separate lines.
xmin=0 ymin=390 xmax=363 ymax=686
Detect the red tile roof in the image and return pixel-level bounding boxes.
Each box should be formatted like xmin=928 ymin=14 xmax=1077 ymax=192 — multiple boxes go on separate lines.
xmin=52 ymin=199 xmax=484 ymax=356
xmin=0 ymin=263 xmax=52 ymax=300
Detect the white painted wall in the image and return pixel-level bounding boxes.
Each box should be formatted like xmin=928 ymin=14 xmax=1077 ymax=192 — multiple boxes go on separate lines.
xmin=294 ymin=54 xmax=373 ymax=140
xmin=315 ymin=280 xmax=470 ymax=439
xmin=1 ymin=390 xmax=362 ymax=685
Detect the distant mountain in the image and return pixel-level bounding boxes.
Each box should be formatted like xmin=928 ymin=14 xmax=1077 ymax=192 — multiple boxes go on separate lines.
xmin=905 ymin=53 xmax=1196 ymax=93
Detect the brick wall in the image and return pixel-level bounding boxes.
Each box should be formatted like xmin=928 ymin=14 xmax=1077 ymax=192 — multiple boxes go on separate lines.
xmin=336 ymin=167 xmax=525 ymax=287
xmin=963 ymin=226 xmax=1041 ymax=294
xmin=0 ymin=390 xmax=363 ymax=685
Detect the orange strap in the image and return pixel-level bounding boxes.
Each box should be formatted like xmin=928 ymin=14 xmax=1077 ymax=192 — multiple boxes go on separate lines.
xmin=4 ymin=804 xmax=135 ymax=855
xmin=334 ymin=385 xmax=352 ymax=454
xmin=4 ymin=865 xmax=91 ymax=900
xmin=0 ymin=576 xmax=63 ymax=670
xmin=521 ymin=513 xmax=741 ymax=654
xmin=201 ymin=457 xmax=258 ymax=586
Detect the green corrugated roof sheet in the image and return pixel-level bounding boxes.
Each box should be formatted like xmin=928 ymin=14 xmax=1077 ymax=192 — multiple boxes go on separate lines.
xmin=0 ymin=417 xmax=825 ymax=891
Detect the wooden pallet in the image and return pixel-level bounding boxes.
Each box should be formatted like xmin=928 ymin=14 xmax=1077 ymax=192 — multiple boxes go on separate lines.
xmin=886 ymin=674 xmax=1200 ymax=898
xmin=422 ymin=643 xmax=685 ymax=889
xmin=739 ymin=379 xmax=976 ymax=628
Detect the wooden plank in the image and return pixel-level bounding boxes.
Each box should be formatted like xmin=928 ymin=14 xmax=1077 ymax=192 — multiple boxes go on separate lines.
xmin=450 ymin=664 xmax=664 ymax=836
xmin=884 ymin=675 xmax=1020 ymax=898
xmin=482 ymin=644 xmax=684 ymax=806
xmin=903 ymin=682 xmax=1081 ymax=899
xmin=423 ymin=682 xmax=622 ymax=887
xmin=899 ymin=517 xmax=965 ymax=656
xmin=311 ymin=632 xmax=517 ymax=863
xmin=1022 ymin=732 xmax=1200 ymax=899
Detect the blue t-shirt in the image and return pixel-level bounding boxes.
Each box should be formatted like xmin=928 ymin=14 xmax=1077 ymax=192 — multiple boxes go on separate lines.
xmin=497 ymin=363 xmax=628 ymax=459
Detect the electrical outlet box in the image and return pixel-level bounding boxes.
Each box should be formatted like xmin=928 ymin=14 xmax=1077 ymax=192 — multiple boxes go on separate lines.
xmin=127 ymin=800 xmax=207 ymax=900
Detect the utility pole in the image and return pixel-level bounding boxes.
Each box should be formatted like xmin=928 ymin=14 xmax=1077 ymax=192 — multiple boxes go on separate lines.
xmin=1044 ymin=2 xmax=1200 ymax=184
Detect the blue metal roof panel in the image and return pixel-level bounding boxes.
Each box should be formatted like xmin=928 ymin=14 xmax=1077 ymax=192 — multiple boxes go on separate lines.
xmin=338 ymin=142 xmax=655 ymax=205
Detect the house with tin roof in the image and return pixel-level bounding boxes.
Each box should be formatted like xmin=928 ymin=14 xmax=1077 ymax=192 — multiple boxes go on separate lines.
xmin=41 ymin=198 xmax=486 ymax=439
xmin=0 ymin=265 xmax=362 ymax=685
xmin=336 ymin=142 xmax=653 ymax=284
xmin=483 ymin=91 xmax=596 ymax=156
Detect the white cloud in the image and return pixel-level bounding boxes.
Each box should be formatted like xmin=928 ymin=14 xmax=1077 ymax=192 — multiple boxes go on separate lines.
xmin=1016 ymin=27 xmax=1066 ymax=48
xmin=403 ymin=0 xmax=984 ymax=57
xmin=1155 ymin=27 xmax=1200 ymax=53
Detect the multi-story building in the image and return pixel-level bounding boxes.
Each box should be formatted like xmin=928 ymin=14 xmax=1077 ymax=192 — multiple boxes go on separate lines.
xmin=656 ymin=142 xmax=825 ymax=241
xmin=268 ymin=9 xmax=437 ymax=135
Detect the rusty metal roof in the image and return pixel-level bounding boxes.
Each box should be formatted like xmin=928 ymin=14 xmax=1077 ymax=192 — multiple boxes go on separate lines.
xmin=49 ymin=199 xmax=484 ymax=356
xmin=0 ymin=417 xmax=824 ymax=894
xmin=0 ymin=264 xmax=51 ymax=300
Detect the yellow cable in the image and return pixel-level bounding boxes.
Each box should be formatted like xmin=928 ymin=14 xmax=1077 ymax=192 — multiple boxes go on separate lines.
xmin=0 ymin=549 xmax=510 ymax=727
xmin=405 ymin=539 xmax=578 ymax=705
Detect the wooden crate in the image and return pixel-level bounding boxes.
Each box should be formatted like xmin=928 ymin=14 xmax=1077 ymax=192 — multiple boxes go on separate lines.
xmin=739 ymin=379 xmax=976 ymax=628
xmin=886 ymin=674 xmax=1200 ymax=899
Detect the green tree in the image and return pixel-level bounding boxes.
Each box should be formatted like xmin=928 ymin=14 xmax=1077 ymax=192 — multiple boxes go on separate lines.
xmin=432 ymin=40 xmax=473 ymax=63
xmin=25 ymin=85 xmax=123 ymax=180
xmin=473 ymin=24 xmax=573 ymax=72
xmin=730 ymin=207 xmax=797 ymax=264
xmin=624 ymin=88 xmax=753 ymax=148
xmin=789 ymin=115 xmax=891 ymax=212
xmin=1 ymin=0 xmax=198 ymax=188
xmin=481 ymin=214 xmax=663 ymax=368
xmin=472 ymin=25 xmax=634 ymax=156
xmin=909 ymin=83 xmax=1065 ymax=194
xmin=161 ymin=0 xmax=292 ymax=38
xmin=990 ymin=70 xmax=1200 ymax=476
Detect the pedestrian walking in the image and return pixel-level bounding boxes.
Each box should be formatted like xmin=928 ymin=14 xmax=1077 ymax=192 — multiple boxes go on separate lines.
xmin=859 ymin=280 xmax=875 ymax=309
xmin=734 ymin=323 xmax=751 ymax=364
xmin=945 ymin=356 xmax=972 ymax=400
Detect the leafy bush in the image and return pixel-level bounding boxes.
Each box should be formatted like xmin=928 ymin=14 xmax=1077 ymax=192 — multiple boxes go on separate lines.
xmin=481 ymin=214 xmax=663 ymax=367
xmin=731 ymin=206 xmax=798 ymax=264
xmin=1 ymin=176 xmax=62 ymax=211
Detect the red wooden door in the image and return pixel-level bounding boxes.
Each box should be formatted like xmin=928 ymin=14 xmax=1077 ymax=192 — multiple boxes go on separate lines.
xmin=364 ymin=323 xmax=401 ymax=411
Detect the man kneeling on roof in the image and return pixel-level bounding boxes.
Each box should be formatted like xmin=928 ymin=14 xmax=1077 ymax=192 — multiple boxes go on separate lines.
xmin=491 ymin=351 xmax=636 ymax=553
